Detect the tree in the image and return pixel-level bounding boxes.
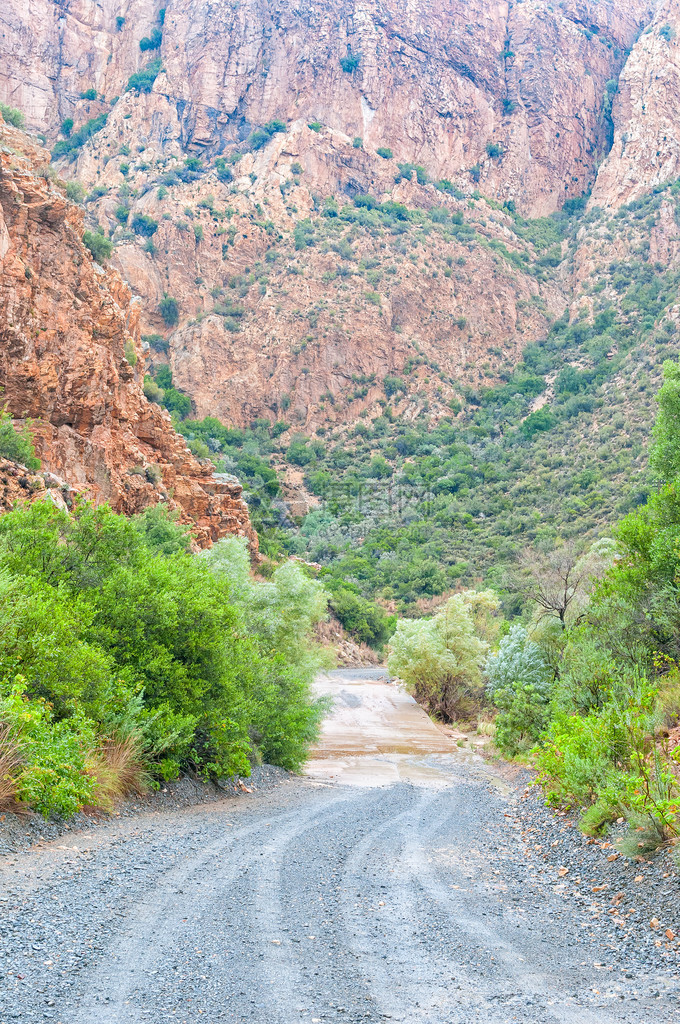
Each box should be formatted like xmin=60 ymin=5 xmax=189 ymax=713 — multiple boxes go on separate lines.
xmin=387 ymin=590 xmax=499 ymax=719
xmin=512 ymin=539 xmax=616 ymax=628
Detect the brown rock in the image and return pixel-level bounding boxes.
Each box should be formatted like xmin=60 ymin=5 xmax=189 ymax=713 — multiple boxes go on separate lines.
xmin=0 ymin=117 xmax=257 ymax=551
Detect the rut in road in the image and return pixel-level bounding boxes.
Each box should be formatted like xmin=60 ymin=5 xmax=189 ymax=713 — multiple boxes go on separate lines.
xmin=0 ymin=669 xmax=678 ymax=1023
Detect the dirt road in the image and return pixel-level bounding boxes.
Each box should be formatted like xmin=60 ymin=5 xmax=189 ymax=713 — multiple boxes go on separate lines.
xmin=0 ymin=669 xmax=678 ymax=1023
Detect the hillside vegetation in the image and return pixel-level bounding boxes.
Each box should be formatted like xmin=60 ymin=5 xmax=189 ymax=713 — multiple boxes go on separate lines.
xmin=0 ymin=471 xmax=327 ymax=816
xmin=388 ymin=360 xmax=680 ymax=857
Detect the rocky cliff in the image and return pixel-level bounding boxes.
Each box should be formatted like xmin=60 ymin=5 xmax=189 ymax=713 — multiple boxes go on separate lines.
xmin=0 ymin=116 xmax=256 ymax=549
xmin=0 ymin=0 xmax=658 ymax=215
xmin=0 ymin=0 xmax=678 ymax=450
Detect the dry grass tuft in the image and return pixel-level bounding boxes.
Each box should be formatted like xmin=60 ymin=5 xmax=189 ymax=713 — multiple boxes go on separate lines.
xmin=89 ymin=732 xmax=150 ymax=811
xmin=0 ymin=723 xmax=21 ymax=807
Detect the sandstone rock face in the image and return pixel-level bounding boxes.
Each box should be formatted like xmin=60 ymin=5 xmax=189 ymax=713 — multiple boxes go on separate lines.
xmin=0 ymin=0 xmax=674 ymax=445
xmin=0 ymin=117 xmax=257 ymax=549
xmin=0 ymin=0 xmax=658 ymax=215
xmin=591 ymin=0 xmax=680 ymax=209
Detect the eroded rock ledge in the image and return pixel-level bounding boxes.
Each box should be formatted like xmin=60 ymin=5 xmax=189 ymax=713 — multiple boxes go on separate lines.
xmin=0 ymin=117 xmax=257 ymax=551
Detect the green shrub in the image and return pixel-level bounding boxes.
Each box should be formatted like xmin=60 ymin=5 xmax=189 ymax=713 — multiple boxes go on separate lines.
xmin=131 ymin=213 xmax=158 ymax=236
xmin=330 ymin=589 xmax=395 ymax=648
xmin=142 ymin=333 xmax=168 ymax=353
xmin=286 ymin=439 xmax=315 ymax=466
xmin=0 ymin=501 xmax=329 ymax=808
xmin=80 ymin=88 xmax=97 ymax=101
xmin=214 ymin=157 xmax=233 ymax=182
xmin=126 ymin=58 xmax=162 ymax=93
xmin=493 ymin=684 xmax=550 ymax=757
xmin=116 ymin=15 xmax=125 ymax=29
xmin=308 ymin=121 xmax=322 ymax=132
xmin=83 ymin=229 xmax=113 ymax=263
xmin=339 ymin=53 xmax=360 ymax=73
xmin=139 ymin=28 xmax=162 ymax=51
xmin=52 ymin=113 xmax=108 ymax=160
xmin=143 ymin=375 xmax=164 ymax=403
xmin=486 ymin=142 xmax=502 ymax=158
xmin=376 ymin=146 xmax=393 ymax=159
xmin=353 ymin=137 xmax=363 ymax=149
xmin=388 ymin=591 xmax=499 ymax=720
xmin=0 ymin=103 xmax=25 ymax=129
xmin=0 ymin=412 xmax=40 ymax=470
xmin=159 ymin=295 xmax=179 ymax=325
xmin=0 ymin=679 xmax=96 ymax=817
xmin=61 ymin=117 xmax=74 ymax=137
xmin=65 ymin=180 xmax=85 ymax=203
xmin=520 ymin=406 xmax=555 ymax=438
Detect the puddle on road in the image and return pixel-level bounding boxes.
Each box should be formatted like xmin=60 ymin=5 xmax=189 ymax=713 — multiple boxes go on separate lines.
xmin=304 ymin=669 xmax=489 ymax=789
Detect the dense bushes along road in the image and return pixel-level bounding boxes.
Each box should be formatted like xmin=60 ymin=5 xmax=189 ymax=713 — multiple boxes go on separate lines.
xmin=0 ymin=499 xmax=328 ymax=816
xmin=390 ymin=357 xmax=680 ymax=862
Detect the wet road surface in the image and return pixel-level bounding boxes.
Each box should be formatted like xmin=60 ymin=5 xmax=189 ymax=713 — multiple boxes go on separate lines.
xmin=0 ymin=669 xmax=678 ymax=1023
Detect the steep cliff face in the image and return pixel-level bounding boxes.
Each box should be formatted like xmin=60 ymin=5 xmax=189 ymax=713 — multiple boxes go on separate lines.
xmin=591 ymin=0 xmax=680 ymax=208
xmin=0 ymin=0 xmax=657 ymax=215
xmin=0 ymin=116 xmax=256 ymax=549
xmin=0 ymin=0 xmax=676 ymax=452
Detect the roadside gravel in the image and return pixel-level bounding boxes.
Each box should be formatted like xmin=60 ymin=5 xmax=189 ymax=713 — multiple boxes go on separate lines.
xmin=0 ymin=757 xmax=678 ymax=1023
xmin=0 ymin=765 xmax=289 ymax=858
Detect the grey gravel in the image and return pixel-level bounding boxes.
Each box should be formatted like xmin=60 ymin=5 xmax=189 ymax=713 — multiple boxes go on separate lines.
xmin=0 ymin=759 xmax=678 ymax=1023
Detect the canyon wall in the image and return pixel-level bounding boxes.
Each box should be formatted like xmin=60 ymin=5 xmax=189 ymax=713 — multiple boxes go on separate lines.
xmin=0 ymin=0 xmax=658 ymax=215
xmin=0 ymin=116 xmax=256 ymax=549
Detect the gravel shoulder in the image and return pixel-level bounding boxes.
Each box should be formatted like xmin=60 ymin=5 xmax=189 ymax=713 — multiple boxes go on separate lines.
xmin=0 ymin=671 xmax=678 ymax=1024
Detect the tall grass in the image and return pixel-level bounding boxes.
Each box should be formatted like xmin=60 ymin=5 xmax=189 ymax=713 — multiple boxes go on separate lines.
xmin=0 ymin=723 xmax=20 ymax=806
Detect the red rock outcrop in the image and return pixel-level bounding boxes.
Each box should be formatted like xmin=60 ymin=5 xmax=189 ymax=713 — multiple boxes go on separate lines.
xmin=591 ymin=0 xmax=680 ymax=209
xmin=0 ymin=117 xmax=257 ymax=550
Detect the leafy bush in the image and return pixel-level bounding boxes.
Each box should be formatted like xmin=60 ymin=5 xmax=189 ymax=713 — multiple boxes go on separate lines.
xmin=126 ymin=58 xmax=162 ymax=93
xmin=388 ymin=591 xmax=499 ymax=720
xmin=80 ymin=88 xmax=97 ymax=101
xmin=159 ymin=295 xmax=179 ymax=325
xmin=249 ymin=119 xmax=286 ymax=150
xmin=140 ymin=28 xmax=162 ymax=50
xmin=0 ymin=412 xmax=40 ymax=470
xmin=83 ymin=229 xmax=113 ymax=263
xmin=0 ymin=502 xmax=329 ymax=814
xmin=214 ymin=157 xmax=233 ymax=182
xmin=376 ymin=147 xmax=393 ymax=159
xmin=329 ymin=589 xmax=395 ymax=649
xmin=0 ymin=103 xmax=25 ymax=129
xmin=131 ymin=213 xmax=158 ymax=236
xmin=339 ymin=53 xmax=360 ymax=73
xmin=486 ymin=625 xmax=552 ymax=698
xmin=61 ymin=117 xmax=74 ymax=137
xmin=486 ymin=142 xmax=503 ymax=158
xmin=65 ymin=180 xmax=85 ymax=203
xmin=308 ymin=121 xmax=322 ymax=132
xmin=0 ymin=679 xmax=96 ymax=817
xmin=395 ymin=162 xmax=428 ymax=185
xmin=143 ymin=375 xmax=164 ymax=404
xmin=52 ymin=113 xmax=108 ymax=160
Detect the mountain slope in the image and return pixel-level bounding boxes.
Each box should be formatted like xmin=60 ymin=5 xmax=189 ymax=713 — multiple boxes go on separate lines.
xmin=0 ymin=115 xmax=256 ymax=548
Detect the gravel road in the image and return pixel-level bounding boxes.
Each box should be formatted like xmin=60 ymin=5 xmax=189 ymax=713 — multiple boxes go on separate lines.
xmin=1 ymin=669 xmax=678 ymax=1023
